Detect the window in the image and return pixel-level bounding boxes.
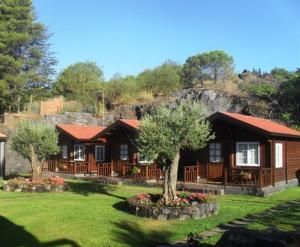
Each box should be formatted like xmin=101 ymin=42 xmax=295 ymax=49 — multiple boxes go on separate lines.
xmin=209 ymin=143 xmax=222 ymax=162
xmin=62 ymin=145 xmax=68 ymax=159
xmin=275 ymin=143 xmax=283 ymax=168
xmin=236 ymin=142 xmax=260 ymax=166
xmin=120 ymin=144 xmax=128 ymax=160
xmin=95 ymin=145 xmax=105 ymax=162
xmin=74 ymin=145 xmax=85 ymax=161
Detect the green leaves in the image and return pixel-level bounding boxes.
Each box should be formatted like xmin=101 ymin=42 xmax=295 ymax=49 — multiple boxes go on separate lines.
xmin=182 ymin=50 xmax=234 ymax=86
xmin=54 ymin=61 xmax=104 ymax=100
xmin=11 ymin=120 xmax=60 ymax=162
xmin=137 ymin=103 xmax=214 ymax=167
xmin=247 ymin=83 xmax=278 ymax=99
xmin=0 ymin=0 xmax=56 ymax=113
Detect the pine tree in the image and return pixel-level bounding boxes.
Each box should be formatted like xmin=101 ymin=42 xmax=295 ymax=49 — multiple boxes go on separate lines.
xmin=0 ymin=0 xmax=56 ymax=113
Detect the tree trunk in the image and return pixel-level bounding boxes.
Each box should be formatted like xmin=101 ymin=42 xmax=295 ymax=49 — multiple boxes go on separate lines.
xmin=162 ymin=151 xmax=180 ymax=204
xmin=30 ymin=144 xmax=41 ymax=180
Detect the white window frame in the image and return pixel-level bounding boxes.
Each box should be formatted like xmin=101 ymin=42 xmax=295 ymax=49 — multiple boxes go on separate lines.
xmin=62 ymin=145 xmax=68 ymax=159
xmin=275 ymin=143 xmax=283 ymax=168
xmin=95 ymin=145 xmax=105 ymax=162
xmin=236 ymin=142 xmax=260 ymax=167
xmin=74 ymin=144 xmax=85 ymax=161
xmin=120 ymin=144 xmax=129 ymax=161
xmin=209 ymin=143 xmax=222 ymax=163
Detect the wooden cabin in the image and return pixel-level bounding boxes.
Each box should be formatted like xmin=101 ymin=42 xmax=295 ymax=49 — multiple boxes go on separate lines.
xmin=181 ymin=112 xmax=300 ymax=191
xmin=45 ymin=124 xmax=107 ymax=175
xmin=46 ymin=112 xmax=300 ymax=193
xmin=45 ymin=120 xmax=162 ymax=180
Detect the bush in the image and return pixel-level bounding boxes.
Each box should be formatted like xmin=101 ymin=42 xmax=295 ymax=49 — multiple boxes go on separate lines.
xmin=3 ymin=176 xmax=67 ymax=192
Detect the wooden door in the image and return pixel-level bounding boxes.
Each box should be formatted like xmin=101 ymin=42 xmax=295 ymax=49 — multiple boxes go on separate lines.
xmin=207 ymin=163 xmax=223 ymax=181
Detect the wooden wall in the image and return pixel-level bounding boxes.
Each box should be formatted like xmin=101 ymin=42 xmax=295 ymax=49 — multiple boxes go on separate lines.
xmin=286 ymin=140 xmax=300 ymax=180
xmin=106 ymin=125 xmax=138 ymax=173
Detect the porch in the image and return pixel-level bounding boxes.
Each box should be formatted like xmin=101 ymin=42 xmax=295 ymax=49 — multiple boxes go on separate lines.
xmin=43 ymin=160 xmax=163 ymax=180
xmin=183 ymin=164 xmax=273 ymax=188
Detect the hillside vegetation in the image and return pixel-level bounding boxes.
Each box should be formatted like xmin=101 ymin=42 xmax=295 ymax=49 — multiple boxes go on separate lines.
xmin=1 ymin=1 xmax=300 ymax=128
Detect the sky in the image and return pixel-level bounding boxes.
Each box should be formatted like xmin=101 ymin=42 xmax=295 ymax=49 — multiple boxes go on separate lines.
xmin=33 ymin=0 xmax=300 ymax=80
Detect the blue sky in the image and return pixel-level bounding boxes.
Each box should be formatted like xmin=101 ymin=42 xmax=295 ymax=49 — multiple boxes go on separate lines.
xmin=33 ymin=0 xmax=300 ymax=80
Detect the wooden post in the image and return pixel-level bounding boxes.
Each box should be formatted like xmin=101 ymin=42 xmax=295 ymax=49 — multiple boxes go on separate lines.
xmin=110 ymin=161 xmax=113 ymax=176
xmin=122 ymin=163 xmax=125 ymax=176
xmin=224 ymin=168 xmax=227 ymax=185
xmin=259 ymin=169 xmax=263 ymax=188
xmin=145 ymin=165 xmax=149 ymax=180
xmin=183 ymin=166 xmax=186 ymax=183
xmin=74 ymin=163 xmax=77 ymax=174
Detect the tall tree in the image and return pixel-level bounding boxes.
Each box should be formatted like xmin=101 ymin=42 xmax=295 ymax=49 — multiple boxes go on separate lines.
xmin=182 ymin=50 xmax=234 ymax=86
xmin=137 ymin=60 xmax=182 ymax=95
xmin=54 ymin=61 xmax=104 ymax=100
xmin=137 ymin=104 xmax=214 ymax=204
xmin=0 ymin=0 xmax=56 ymax=113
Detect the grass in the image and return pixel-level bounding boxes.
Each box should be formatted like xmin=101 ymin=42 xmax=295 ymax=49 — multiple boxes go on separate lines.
xmin=0 ymin=180 xmax=299 ymax=247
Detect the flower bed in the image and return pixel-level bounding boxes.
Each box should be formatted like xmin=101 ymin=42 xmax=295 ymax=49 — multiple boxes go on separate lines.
xmin=127 ymin=192 xmax=218 ymax=220
xmin=2 ymin=176 xmax=68 ymax=192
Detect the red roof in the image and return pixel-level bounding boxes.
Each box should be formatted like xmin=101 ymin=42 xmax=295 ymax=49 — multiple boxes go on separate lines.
xmin=216 ymin=112 xmax=300 ymax=138
xmin=119 ymin=119 xmax=139 ymax=129
xmin=0 ymin=132 xmax=7 ymax=139
xmin=57 ymin=124 xmax=105 ymax=141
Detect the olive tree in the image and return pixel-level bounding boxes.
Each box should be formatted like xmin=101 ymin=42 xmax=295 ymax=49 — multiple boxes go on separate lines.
xmin=11 ymin=120 xmax=60 ymax=179
xmin=137 ymin=104 xmax=214 ymax=204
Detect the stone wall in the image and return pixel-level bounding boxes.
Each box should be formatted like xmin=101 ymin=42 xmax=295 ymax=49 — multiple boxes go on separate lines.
xmin=4 ymin=129 xmax=31 ymax=176
xmin=127 ymin=196 xmax=219 ymax=220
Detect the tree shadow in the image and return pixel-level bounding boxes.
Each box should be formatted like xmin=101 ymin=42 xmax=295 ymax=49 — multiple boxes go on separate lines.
xmin=112 ymin=220 xmax=173 ymax=247
xmin=249 ymin=200 xmax=300 ymax=230
xmin=296 ymin=169 xmax=300 ymax=185
xmin=67 ymin=180 xmax=127 ymax=200
xmin=0 ymin=216 xmax=80 ymax=247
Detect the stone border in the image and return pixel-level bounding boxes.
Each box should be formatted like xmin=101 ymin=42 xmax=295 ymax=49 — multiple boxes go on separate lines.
xmin=2 ymin=182 xmax=68 ymax=192
xmin=127 ymin=196 xmax=219 ymax=220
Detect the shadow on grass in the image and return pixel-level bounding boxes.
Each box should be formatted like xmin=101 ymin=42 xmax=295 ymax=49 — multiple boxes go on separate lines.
xmin=0 ymin=216 xmax=80 ymax=247
xmin=67 ymin=180 xmax=127 ymax=200
xmin=250 ymin=200 xmax=300 ymax=230
xmin=112 ymin=220 xmax=173 ymax=247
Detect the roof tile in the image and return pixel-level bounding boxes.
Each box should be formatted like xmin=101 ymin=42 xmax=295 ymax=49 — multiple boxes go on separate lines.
xmin=57 ymin=124 xmax=105 ymax=141
xmin=221 ymin=112 xmax=300 ymax=137
xmin=119 ymin=119 xmax=139 ymax=129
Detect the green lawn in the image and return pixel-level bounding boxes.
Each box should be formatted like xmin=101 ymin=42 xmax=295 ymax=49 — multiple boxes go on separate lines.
xmin=0 ymin=180 xmax=299 ymax=247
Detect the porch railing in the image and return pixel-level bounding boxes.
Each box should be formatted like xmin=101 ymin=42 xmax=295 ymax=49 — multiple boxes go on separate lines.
xmin=97 ymin=163 xmax=112 ymax=176
xmin=68 ymin=162 xmax=89 ymax=174
xmin=121 ymin=164 xmax=162 ymax=180
xmin=43 ymin=160 xmax=88 ymax=174
xmin=224 ymin=167 xmax=273 ymax=188
xmin=184 ymin=165 xmax=198 ymax=183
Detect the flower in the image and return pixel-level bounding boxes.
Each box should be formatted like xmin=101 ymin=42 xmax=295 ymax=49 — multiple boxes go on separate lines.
xmin=136 ymin=193 xmax=151 ymax=204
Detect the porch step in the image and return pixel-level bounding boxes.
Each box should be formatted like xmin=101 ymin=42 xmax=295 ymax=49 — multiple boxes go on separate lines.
xmin=178 ymin=182 xmax=225 ymax=195
xmin=96 ymin=176 xmax=123 ymax=185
